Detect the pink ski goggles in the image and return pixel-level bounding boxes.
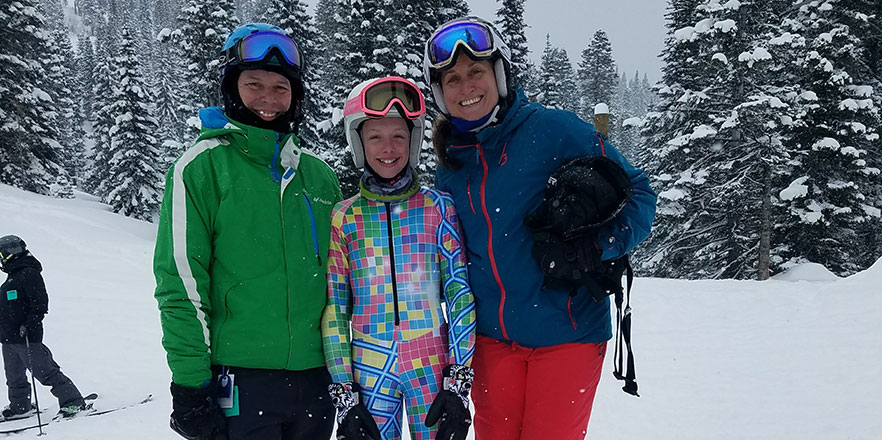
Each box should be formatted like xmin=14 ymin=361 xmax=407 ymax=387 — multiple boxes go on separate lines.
xmin=344 ymin=77 xmax=425 ymax=119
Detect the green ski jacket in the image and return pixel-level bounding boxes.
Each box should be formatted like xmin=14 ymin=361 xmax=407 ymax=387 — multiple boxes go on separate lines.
xmin=154 ymin=107 xmax=342 ymax=388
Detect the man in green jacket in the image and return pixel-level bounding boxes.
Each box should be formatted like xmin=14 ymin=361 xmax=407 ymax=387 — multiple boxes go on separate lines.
xmin=153 ymin=23 xmax=342 ymax=440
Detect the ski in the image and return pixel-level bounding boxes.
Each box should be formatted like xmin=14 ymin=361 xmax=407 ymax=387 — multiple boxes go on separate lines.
xmin=0 ymin=392 xmax=98 ymax=424
xmin=0 ymin=394 xmax=150 ymax=434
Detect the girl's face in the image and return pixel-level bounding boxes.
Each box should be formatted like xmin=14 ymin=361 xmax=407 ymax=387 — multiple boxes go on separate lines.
xmin=440 ymin=53 xmax=500 ymax=121
xmin=237 ymin=69 xmax=292 ymax=121
xmin=361 ymin=117 xmax=410 ymax=179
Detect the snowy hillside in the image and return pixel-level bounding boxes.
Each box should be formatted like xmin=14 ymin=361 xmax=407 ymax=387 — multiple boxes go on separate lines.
xmin=0 ymin=183 xmax=879 ymax=439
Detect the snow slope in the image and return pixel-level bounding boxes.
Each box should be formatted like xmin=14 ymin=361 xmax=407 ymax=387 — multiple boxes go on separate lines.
xmin=1 ymin=183 xmax=879 ymax=439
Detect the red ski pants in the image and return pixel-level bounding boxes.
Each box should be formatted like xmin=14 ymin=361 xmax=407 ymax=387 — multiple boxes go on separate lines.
xmin=471 ymin=335 xmax=606 ymax=440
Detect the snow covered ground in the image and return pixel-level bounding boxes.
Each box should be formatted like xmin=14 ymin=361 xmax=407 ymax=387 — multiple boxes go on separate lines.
xmin=1 ymin=183 xmax=879 ymax=439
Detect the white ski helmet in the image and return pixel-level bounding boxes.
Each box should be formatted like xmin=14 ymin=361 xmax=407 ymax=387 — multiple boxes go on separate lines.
xmin=343 ymin=76 xmax=426 ymax=169
xmin=423 ymin=16 xmax=513 ymax=116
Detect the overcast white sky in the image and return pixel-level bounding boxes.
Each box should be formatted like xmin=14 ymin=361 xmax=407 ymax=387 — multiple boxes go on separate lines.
xmin=305 ymin=0 xmax=668 ymax=84
xmin=467 ymin=0 xmax=667 ymax=83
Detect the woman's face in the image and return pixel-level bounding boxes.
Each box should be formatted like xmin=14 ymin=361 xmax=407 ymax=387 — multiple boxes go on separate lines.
xmin=361 ymin=117 xmax=410 ymax=179
xmin=439 ymin=53 xmax=500 ymax=121
xmin=237 ymin=69 xmax=292 ymax=121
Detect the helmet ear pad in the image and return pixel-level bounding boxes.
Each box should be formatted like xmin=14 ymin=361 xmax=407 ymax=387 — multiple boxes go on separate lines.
xmin=431 ymin=83 xmax=448 ymax=115
xmin=494 ymin=58 xmax=508 ymax=99
xmin=345 ymin=120 xmax=367 ymax=169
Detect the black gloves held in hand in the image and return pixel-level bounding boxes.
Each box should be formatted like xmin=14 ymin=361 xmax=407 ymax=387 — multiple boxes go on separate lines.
xmin=425 ymin=364 xmax=474 ymax=440
xmin=169 ymin=382 xmax=227 ymax=440
xmin=329 ymin=382 xmax=381 ymax=440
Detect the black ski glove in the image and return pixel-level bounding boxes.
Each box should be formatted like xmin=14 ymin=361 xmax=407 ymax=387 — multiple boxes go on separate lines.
xmin=329 ymin=382 xmax=381 ymax=440
xmin=19 ymin=325 xmax=28 ymax=338
xmin=425 ymin=364 xmax=474 ymax=440
xmin=169 ymin=382 xmax=227 ymax=440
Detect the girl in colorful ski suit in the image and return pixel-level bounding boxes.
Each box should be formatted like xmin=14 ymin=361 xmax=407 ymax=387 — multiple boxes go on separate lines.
xmin=322 ymin=77 xmax=477 ymax=440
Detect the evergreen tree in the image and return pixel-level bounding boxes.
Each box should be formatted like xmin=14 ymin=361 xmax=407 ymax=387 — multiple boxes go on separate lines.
xmin=315 ymin=0 xmax=384 ymax=197
xmin=0 ymin=0 xmax=70 ymax=195
xmin=84 ymin=37 xmax=118 ymax=197
xmin=103 ymin=26 xmax=164 ymax=220
xmin=312 ymin=0 xmax=347 ymax=172
xmin=152 ymin=46 xmax=187 ymax=164
xmin=520 ymin=59 xmax=541 ymax=100
xmin=557 ymin=48 xmax=578 ymax=114
xmin=494 ymin=0 xmax=529 ymax=86
xmin=536 ymin=35 xmax=576 ymax=112
xmin=72 ymin=36 xmax=97 ymax=185
xmin=163 ymin=0 xmax=237 ymax=137
xmin=435 ymin=0 xmax=469 ymax=24
xmin=236 ymin=0 xmax=264 ymax=22
xmin=636 ymin=0 xmax=789 ymax=279
xmin=37 ymin=0 xmax=81 ymax=196
xmin=73 ymin=0 xmax=105 ymax=33
xmin=263 ymin=0 xmax=326 ymax=154
xmin=774 ymin=0 xmax=881 ymax=275
xmin=45 ymin=28 xmax=86 ymax=196
xmin=577 ymin=29 xmax=618 ymax=122
xmin=611 ymin=71 xmax=638 ymax=161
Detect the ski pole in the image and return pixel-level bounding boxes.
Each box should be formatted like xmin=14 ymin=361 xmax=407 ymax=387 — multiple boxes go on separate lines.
xmin=24 ymin=334 xmax=45 ymax=436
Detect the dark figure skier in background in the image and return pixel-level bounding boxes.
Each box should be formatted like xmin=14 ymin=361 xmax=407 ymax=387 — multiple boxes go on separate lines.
xmin=0 ymin=235 xmax=88 ymax=419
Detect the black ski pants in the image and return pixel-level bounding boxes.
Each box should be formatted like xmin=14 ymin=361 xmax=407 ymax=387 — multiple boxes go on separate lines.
xmin=2 ymin=342 xmax=84 ymax=410
xmin=218 ymin=366 xmax=335 ymax=440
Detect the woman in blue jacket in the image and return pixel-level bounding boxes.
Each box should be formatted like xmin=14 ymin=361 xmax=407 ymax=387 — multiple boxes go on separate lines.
xmin=423 ymin=16 xmax=657 ymax=440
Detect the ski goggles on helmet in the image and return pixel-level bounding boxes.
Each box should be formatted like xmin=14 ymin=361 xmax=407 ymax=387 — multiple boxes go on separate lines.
xmin=344 ymin=77 xmax=425 ymax=119
xmin=222 ymin=30 xmax=301 ymax=70
xmin=426 ymin=20 xmax=495 ymax=70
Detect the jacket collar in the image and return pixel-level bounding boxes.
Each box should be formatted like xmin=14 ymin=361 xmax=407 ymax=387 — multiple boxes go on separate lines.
xmin=447 ymin=88 xmax=539 ymax=158
xmin=1 ymin=253 xmax=41 ymax=274
xmin=476 ymin=88 xmax=539 ymax=145
xmin=197 ymin=107 xmax=302 ymax=181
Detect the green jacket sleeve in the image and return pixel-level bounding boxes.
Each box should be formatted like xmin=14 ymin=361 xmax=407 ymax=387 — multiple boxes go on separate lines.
xmin=153 ymin=147 xmax=218 ymax=388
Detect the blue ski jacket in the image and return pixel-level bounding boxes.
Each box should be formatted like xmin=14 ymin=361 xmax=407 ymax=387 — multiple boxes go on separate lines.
xmin=435 ymin=89 xmax=657 ymax=347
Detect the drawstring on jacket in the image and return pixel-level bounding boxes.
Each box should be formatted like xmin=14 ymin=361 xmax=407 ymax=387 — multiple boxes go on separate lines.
xmin=302 ymin=193 xmax=322 ymax=266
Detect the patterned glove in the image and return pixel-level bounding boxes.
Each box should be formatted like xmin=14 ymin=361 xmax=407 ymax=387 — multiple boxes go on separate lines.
xmin=329 ymin=382 xmax=381 ymax=440
xmin=425 ymin=364 xmax=474 ymax=440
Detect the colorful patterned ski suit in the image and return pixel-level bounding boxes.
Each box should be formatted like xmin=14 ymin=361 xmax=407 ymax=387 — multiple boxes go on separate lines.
xmin=322 ymin=184 xmax=476 ymax=440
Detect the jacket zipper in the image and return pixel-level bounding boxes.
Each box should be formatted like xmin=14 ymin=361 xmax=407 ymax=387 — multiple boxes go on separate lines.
xmin=277 ymin=134 xmax=293 ymax=364
xmin=384 ymin=202 xmax=400 ymax=326
xmin=475 ymin=143 xmax=509 ymax=341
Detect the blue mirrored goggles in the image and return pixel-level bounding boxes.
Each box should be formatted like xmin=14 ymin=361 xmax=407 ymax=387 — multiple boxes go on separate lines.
xmin=427 ymin=21 xmax=495 ymax=70
xmin=224 ymin=30 xmax=301 ymax=69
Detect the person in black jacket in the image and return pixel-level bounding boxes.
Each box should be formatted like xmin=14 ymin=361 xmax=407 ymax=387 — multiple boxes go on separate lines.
xmin=0 ymin=235 xmax=87 ymax=419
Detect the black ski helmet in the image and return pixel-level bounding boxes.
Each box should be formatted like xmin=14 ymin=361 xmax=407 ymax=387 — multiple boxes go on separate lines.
xmin=219 ymin=23 xmax=305 ymax=133
xmin=0 ymin=235 xmax=27 ymax=265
